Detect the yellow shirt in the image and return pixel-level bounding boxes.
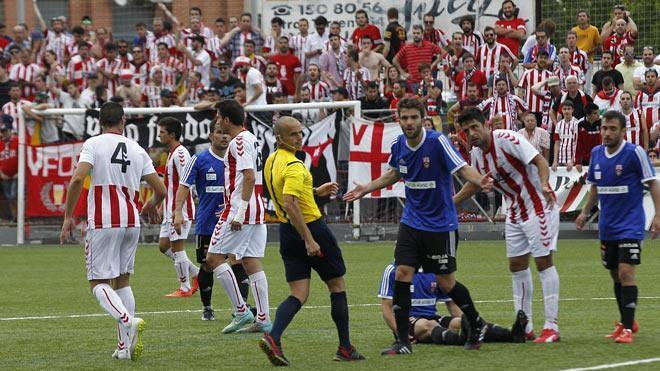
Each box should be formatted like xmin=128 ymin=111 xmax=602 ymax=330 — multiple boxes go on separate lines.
xmin=264 ymin=148 xmax=322 ymax=223
xmin=572 ymin=25 xmax=600 ymax=62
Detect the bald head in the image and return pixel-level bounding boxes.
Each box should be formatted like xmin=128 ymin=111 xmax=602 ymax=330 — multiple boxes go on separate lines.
xmin=274 ymin=116 xmax=304 ymax=151
xmin=274 ymin=116 xmax=300 ymax=135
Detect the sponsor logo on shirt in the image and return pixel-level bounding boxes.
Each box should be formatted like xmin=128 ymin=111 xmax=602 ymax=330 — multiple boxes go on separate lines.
xmin=405 ymin=181 xmax=436 ymax=189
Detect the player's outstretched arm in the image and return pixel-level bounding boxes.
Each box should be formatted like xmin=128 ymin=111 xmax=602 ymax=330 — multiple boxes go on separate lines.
xmin=343 ymin=168 xmax=401 ymax=202
xmin=576 ymin=184 xmax=598 ymax=231
xmin=314 ymin=182 xmax=339 ymax=198
xmin=456 ymin=165 xmax=493 ymax=193
xmin=141 ymin=173 xmax=167 ymax=224
xmin=283 ymin=194 xmax=321 ymax=257
xmin=453 ymin=181 xmax=481 ymax=206
xmin=60 ymin=162 xmax=92 ymax=244
xmin=173 ymin=184 xmax=191 ymax=234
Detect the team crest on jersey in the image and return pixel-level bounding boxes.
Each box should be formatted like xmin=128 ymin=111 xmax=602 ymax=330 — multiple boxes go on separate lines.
xmin=423 ymin=157 xmax=431 ymax=168
xmin=206 ymin=167 xmax=217 ymax=181
xmin=615 ymin=164 xmax=623 ymax=176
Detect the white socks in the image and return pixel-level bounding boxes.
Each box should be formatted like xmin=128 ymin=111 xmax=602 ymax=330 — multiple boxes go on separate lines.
xmin=214 ymin=263 xmax=247 ymax=314
xmin=93 ymin=283 xmax=131 ymax=328
xmin=539 ymin=266 xmax=560 ymax=331
xmin=173 ymin=251 xmax=192 ymax=291
xmin=512 ymin=268 xmax=534 ymax=333
xmin=249 ymin=271 xmax=270 ymax=323
xmin=165 ymin=248 xmax=199 ymax=284
xmin=115 ymin=286 xmax=135 ymax=316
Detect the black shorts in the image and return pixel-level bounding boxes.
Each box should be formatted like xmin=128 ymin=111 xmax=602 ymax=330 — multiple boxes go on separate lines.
xmin=279 ymin=219 xmax=346 ymax=282
xmin=600 ymin=239 xmax=642 ymax=270
xmin=409 ymin=315 xmax=452 ymax=338
xmin=196 ymin=235 xmax=212 ymax=264
xmin=395 ymin=224 xmax=458 ymax=274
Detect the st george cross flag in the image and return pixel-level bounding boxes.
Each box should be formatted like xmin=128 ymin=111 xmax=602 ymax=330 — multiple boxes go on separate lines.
xmin=348 ymin=119 xmax=405 ymax=198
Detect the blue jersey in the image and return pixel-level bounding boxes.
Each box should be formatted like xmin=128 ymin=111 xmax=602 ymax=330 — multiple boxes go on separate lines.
xmin=388 ymin=129 xmax=466 ymax=232
xmin=181 ymin=148 xmax=225 ymax=235
xmin=378 ymin=263 xmax=451 ymax=318
xmin=587 ymin=142 xmax=656 ymax=241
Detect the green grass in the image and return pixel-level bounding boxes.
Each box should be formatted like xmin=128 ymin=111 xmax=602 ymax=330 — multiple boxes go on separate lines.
xmin=1 ymin=239 xmax=660 ymax=370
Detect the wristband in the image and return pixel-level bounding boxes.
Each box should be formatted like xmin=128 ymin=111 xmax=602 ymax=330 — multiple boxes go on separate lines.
xmin=232 ymin=200 xmax=249 ymax=223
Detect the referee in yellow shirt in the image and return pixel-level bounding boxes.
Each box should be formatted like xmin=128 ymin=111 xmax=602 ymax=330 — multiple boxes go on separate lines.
xmin=258 ymin=116 xmax=365 ymax=366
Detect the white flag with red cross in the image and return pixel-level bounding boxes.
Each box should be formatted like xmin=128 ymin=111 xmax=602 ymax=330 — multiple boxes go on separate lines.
xmin=348 ymin=119 xmax=405 ymax=198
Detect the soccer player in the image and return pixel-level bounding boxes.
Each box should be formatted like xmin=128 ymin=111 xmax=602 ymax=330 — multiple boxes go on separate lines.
xmin=260 ymin=116 xmax=364 ymax=365
xmin=157 ymin=117 xmax=200 ymax=297
xmin=378 ymin=262 xmax=528 ymax=345
xmin=60 ymin=102 xmax=166 ymax=360
xmin=174 ymin=121 xmax=230 ymax=320
xmin=344 ymin=97 xmax=494 ymax=354
xmin=576 ymin=110 xmax=660 ymax=344
xmin=206 ymin=100 xmax=271 ymax=334
xmin=454 ymin=108 xmax=562 ymax=343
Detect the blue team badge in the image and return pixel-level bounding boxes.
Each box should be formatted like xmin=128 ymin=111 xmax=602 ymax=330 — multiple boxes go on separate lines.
xmin=423 ymin=156 xmax=431 ymax=168
xmin=615 ymin=164 xmax=623 ymax=176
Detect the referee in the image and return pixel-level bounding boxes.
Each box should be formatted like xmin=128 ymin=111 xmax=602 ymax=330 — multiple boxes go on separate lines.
xmin=258 ymin=116 xmax=365 ymax=366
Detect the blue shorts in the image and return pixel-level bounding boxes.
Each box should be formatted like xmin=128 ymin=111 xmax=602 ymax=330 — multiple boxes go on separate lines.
xmin=279 ymin=219 xmax=346 ymax=282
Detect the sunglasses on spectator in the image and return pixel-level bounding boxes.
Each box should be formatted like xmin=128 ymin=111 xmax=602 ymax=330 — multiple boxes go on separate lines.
xmin=424 ymin=21 xmax=434 ymax=24
xmin=10 ymin=50 xmax=19 ymax=54
xmin=132 ymin=49 xmax=142 ymax=53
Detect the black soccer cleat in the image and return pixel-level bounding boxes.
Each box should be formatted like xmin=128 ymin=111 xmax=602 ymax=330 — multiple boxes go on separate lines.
xmin=465 ymin=316 xmax=487 ymax=350
xmin=201 ymin=307 xmax=216 ymax=321
xmin=258 ymin=332 xmax=290 ymax=366
xmin=380 ymin=341 xmax=412 ymax=356
xmin=334 ymin=345 xmax=366 ymax=361
xmin=511 ymin=310 xmax=528 ymax=343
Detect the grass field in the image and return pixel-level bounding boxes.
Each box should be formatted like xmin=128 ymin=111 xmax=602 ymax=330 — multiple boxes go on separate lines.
xmin=2 ymin=239 xmax=660 ymax=370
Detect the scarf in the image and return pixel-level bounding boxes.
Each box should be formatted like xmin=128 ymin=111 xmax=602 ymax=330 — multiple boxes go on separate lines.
xmin=597 ymin=88 xmax=620 ymax=107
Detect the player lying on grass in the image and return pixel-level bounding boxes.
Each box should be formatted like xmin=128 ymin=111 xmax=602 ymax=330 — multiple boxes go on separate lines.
xmin=379 ymin=262 xmax=528 ymax=345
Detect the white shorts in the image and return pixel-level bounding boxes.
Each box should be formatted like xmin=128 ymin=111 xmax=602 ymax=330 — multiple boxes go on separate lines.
xmin=208 ymin=221 xmax=267 ymax=260
xmin=85 ymin=228 xmax=140 ymax=280
xmin=506 ymin=206 xmax=559 ymax=258
xmin=159 ymin=221 xmax=192 ymax=241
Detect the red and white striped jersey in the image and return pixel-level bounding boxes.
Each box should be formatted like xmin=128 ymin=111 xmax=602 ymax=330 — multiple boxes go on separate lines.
xmin=518 ymin=68 xmax=555 ymax=112
xmin=470 ymin=130 xmax=551 ymax=224
xmin=553 ymin=117 xmax=580 ymax=165
xmin=232 ymin=54 xmax=268 ymax=74
xmin=221 ymin=130 xmax=265 ymax=224
xmin=569 ymin=47 xmax=588 ymax=72
xmin=42 ymin=63 xmax=66 ymax=87
xmin=289 ymin=34 xmax=309 ymax=69
xmin=554 ymin=64 xmax=584 ymax=91
xmin=79 ymin=133 xmax=156 ymax=229
xmin=2 ymin=99 xmax=32 ymax=132
xmin=163 ymin=144 xmax=195 ymax=222
xmin=43 ymin=29 xmax=72 ymax=65
xmin=141 ymin=83 xmax=172 ymax=108
xmin=65 ymin=40 xmax=93 ymax=59
xmin=96 ymin=57 xmax=122 ymax=96
xmin=8 ymin=63 xmax=41 ymax=99
xmin=478 ymin=94 xmax=528 ymax=130
xmin=301 ymin=80 xmax=330 ymax=102
xmin=67 ymin=55 xmax=97 ymax=90
xmin=476 ymin=42 xmax=515 ymax=81
xmin=184 ymin=82 xmax=204 ymax=106
xmin=635 ymin=89 xmax=659 ymax=131
xmin=343 ymin=67 xmax=371 ymax=101
xmin=424 ymin=28 xmax=450 ymax=48
xmin=154 ymin=56 xmax=184 ymax=87
xmin=462 ymin=31 xmax=484 ymax=56
xmin=623 ymin=109 xmax=644 ymax=146
xmin=147 ymin=33 xmax=176 ymax=62
xmin=130 ymin=61 xmax=151 ymax=86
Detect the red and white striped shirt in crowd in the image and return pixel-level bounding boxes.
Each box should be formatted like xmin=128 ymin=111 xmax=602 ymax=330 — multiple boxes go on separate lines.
xmin=67 ymin=55 xmax=97 ymax=90
xmin=153 ymin=56 xmax=184 ymax=87
xmin=43 ymin=29 xmax=72 ymax=65
xmin=220 ymin=130 xmax=264 ymax=224
xmin=423 ymin=28 xmax=450 ymax=49
xmin=553 ymin=117 xmax=580 ymax=165
xmin=635 ymin=89 xmax=659 ymax=132
xmin=622 ymin=108 xmax=645 ymax=146
xmin=65 ymin=40 xmax=93 ymax=59
xmin=301 ymin=80 xmax=331 ymax=102
xmin=184 ymin=82 xmax=204 ymax=106
xmin=289 ymin=34 xmax=309 ymax=69
xmin=43 ymin=63 xmax=66 ymax=87
xmin=471 ymin=130 xmax=553 ymax=224
xmin=78 ymin=133 xmax=156 ymax=229
xmin=343 ymin=67 xmax=371 ymax=101
xmin=476 ymin=42 xmax=515 ymax=81
xmin=141 ymin=83 xmax=172 ymax=108
xmin=518 ymin=67 xmax=555 ymax=112
xmin=130 ymin=61 xmax=150 ymax=86
xmin=163 ymin=144 xmax=195 ymax=222
xmin=478 ymin=93 xmax=528 ymax=130
xmin=118 ymin=54 xmax=134 ymax=71
xmin=569 ymin=47 xmax=588 ymax=72
xmin=462 ymin=31 xmax=484 ymax=56
xmin=9 ymin=62 xmax=41 ymax=100
xmin=147 ymin=33 xmax=176 ymax=62
xmin=232 ymin=54 xmax=268 ymax=74
xmin=2 ymin=99 xmax=32 ymax=132
xmin=323 ymin=37 xmax=348 ymax=52
xmin=96 ymin=57 xmax=122 ymax=96
xmin=554 ymin=64 xmax=584 ymax=91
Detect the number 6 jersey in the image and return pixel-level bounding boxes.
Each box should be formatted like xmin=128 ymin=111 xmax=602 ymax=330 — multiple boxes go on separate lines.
xmin=78 ymin=133 xmax=156 ymax=229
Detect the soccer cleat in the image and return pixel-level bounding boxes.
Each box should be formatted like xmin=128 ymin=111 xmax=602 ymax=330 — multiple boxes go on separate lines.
xmin=465 ymin=316 xmax=487 ymax=350
xmin=202 ymin=307 xmax=216 ymax=321
xmin=165 ymin=288 xmax=193 ymax=298
xmin=526 ymin=331 xmax=536 ymax=340
xmin=614 ymin=329 xmax=634 ymax=343
xmin=190 ymin=276 xmax=199 ymax=294
xmin=533 ymin=328 xmax=560 ymax=343
xmin=112 ymin=348 xmax=131 ymax=360
xmin=127 ymin=317 xmax=145 ymax=361
xmin=334 ymin=345 xmax=366 ymax=361
xmin=605 ymin=321 xmax=639 ymax=339
xmin=236 ymin=321 xmax=272 ymax=333
xmin=511 ymin=310 xmax=529 ymax=343
xmin=222 ymin=310 xmax=255 ymax=334
xmin=258 ymin=332 xmax=290 ymax=366
xmin=380 ymin=341 xmax=412 ymax=355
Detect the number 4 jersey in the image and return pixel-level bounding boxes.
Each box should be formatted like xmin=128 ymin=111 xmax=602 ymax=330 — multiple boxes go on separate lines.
xmin=164 ymin=144 xmax=195 ymax=223
xmin=78 ymin=133 xmax=156 ymax=229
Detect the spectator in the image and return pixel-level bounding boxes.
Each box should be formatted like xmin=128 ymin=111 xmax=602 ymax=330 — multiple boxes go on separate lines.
xmin=591 ymin=51 xmax=624 ymax=96
xmin=233 ymin=82 xmax=246 ymax=104
xmin=635 ymin=69 xmax=659 ymax=132
xmin=0 ymin=115 xmax=18 ymax=221
xmin=382 ymin=66 xmax=402 ymax=101
xmin=566 ymin=30 xmax=590 ymax=93
xmin=615 ymin=46 xmax=643 ymax=95
xmin=130 ymin=46 xmax=150 ymax=87
xmin=518 ymin=112 xmax=550 ymax=160
xmin=552 ymin=100 xmax=579 ymax=172
xmin=324 ymin=21 xmax=348 ymax=51
xmin=211 ymin=60 xmax=240 ymax=99
xmin=571 ymin=10 xmax=600 ymax=66
xmin=555 ymin=47 xmax=585 ymax=91
xmin=79 ymin=72 xmax=100 ymax=107
xmin=264 ymin=61 xmax=285 ymax=104
xmin=263 ymin=17 xmax=285 ymax=59
xmin=228 ymin=16 xmax=239 ymax=30
xmin=351 ymin=10 xmax=383 ymax=52
xmin=479 ymin=77 xmax=527 ymax=130
xmin=209 ymin=17 xmax=228 ymax=62
xmin=531 ymin=75 xmax=563 ymax=131
xmin=360 ymin=81 xmax=388 ymax=119
xmin=602 ymin=18 xmax=637 ymax=67
xmin=518 ymin=50 xmax=554 ymax=124
xmin=477 ymin=26 xmax=516 ymax=83
xmin=41 ymin=50 xmax=66 ymax=88
xmin=0 ymin=66 xmax=11 ymax=108
xmin=523 ymin=27 xmax=557 ymax=69
xmin=180 ymin=71 xmax=205 ymax=106
xmin=91 ymin=26 xmax=113 ymax=59
xmin=393 ymin=25 xmax=443 ymax=92
xmin=648 ymin=149 xmax=660 ymax=166
xmin=422 ymin=13 xmax=450 ymax=49
xmin=633 ymin=46 xmax=660 ymax=91
xmin=594 ymin=76 xmax=624 ymax=113
xmin=179 ymin=35 xmax=211 ymax=87
xmin=292 ymin=87 xmax=325 ymax=126
xmin=359 ymin=36 xmax=391 ymax=81
xmin=9 ymin=48 xmax=41 ymax=100
xmin=417 ymin=64 xmax=443 ymax=125
xmin=95 ymin=43 xmax=121 ymax=96
xmin=453 ymin=53 xmax=487 ymax=100
xmin=574 ymin=103 xmax=602 ymax=167
xmin=447 ymin=83 xmax=484 ymax=124
xmin=116 ymin=39 xmax=133 ymax=70
xmin=343 ymin=49 xmax=370 ymax=101
xmin=33 ymin=0 xmax=71 ymax=65
xmin=552 ymin=75 xmax=593 ymax=122
xmin=221 ymin=13 xmax=264 ymax=62
xmin=383 ymin=8 xmax=407 ymax=63
xmin=442 ymin=32 xmax=468 ymax=85
xmin=521 ymin=19 xmax=556 ymax=64
xmin=3 ymin=25 xmax=30 ymax=61
xmin=388 ymin=80 xmax=407 ymax=109
xmin=319 ymin=33 xmax=346 ymax=89
xmin=80 ymin=16 xmax=95 ymax=43
xmin=422 ymin=117 xmax=435 ymax=131
xmin=146 ymin=18 xmax=176 ymax=63
xmin=600 ymin=4 xmax=638 ymax=42
xmin=22 ymin=91 xmax=60 ymax=144
xmin=620 ymin=90 xmax=648 ymax=149
xmin=2 ymin=83 xmax=31 ymax=133
xmin=495 ymin=0 xmax=527 ymax=58
xmin=66 ymin=42 xmax=96 ymax=91
xmin=115 ymin=70 xmax=142 ymax=107
xmin=459 ymin=15 xmax=483 ymax=56
xmin=301 ymin=64 xmax=330 ymax=102
xmin=141 ymin=67 xmax=172 ymax=107
xmin=90 ymin=85 xmax=108 ymax=109
xmin=51 ymin=81 xmax=91 ymax=141
xmin=133 ymin=22 xmax=153 ymax=54
xmin=234 ymin=56 xmax=267 ymax=107
xmin=269 ymin=35 xmax=303 ymax=101
xmin=304 ymin=16 xmax=329 ymax=68
xmin=289 ymin=18 xmax=311 ymax=70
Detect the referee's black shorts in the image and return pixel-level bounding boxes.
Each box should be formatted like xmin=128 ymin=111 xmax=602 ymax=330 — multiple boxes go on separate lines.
xmin=279 ymin=219 xmax=346 ymax=282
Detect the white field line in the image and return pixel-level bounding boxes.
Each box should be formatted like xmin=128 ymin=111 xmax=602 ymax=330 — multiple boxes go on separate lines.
xmin=2 ymin=296 xmax=660 ymax=322
xmin=561 ymin=357 xmax=660 ymax=371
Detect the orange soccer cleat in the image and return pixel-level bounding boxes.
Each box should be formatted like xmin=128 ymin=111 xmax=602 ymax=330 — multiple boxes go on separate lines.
xmin=190 ymin=276 xmax=199 ymax=294
xmin=614 ymin=329 xmax=634 ymax=344
xmin=533 ymin=328 xmax=560 ymax=343
xmin=165 ymin=288 xmax=193 ymax=298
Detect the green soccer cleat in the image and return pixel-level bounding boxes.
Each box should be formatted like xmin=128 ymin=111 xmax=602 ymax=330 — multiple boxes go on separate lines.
xmin=222 ymin=310 xmax=255 ymax=334
xmin=128 ymin=317 xmax=145 ymax=361
xmin=236 ymin=321 xmax=272 ymax=333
